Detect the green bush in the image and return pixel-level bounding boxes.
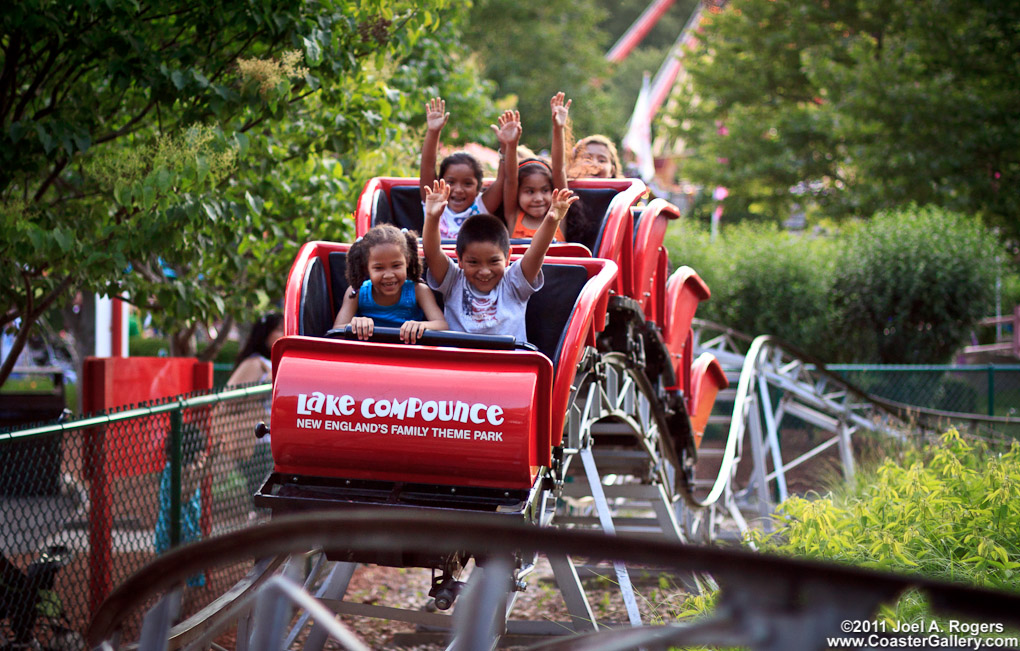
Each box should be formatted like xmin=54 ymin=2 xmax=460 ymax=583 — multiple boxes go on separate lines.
xmin=666 ymin=205 xmax=1003 ymax=364
xmin=664 ymin=220 xmax=837 ymax=357
xmin=129 ymin=336 xmax=239 ymax=365
xmin=831 ymin=205 xmax=1001 ymax=363
xmin=755 ymin=430 xmax=1020 ymax=594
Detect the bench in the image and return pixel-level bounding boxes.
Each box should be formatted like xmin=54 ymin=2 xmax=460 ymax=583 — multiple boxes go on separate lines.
xmin=296 ymin=249 xmax=590 ymax=371
xmin=368 ymin=184 xmax=620 ymax=253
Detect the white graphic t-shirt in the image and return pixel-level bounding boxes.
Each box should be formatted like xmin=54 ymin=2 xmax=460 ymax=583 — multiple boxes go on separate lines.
xmin=427 ymin=260 xmax=543 ymax=343
xmin=422 ymin=195 xmax=487 ymax=238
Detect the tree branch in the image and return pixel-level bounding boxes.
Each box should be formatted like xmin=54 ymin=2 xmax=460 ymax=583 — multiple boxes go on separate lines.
xmin=12 ymin=40 xmax=62 ymax=123
xmin=209 ymin=31 xmax=262 ymax=84
xmin=0 ymin=32 xmax=22 ymax=124
xmin=198 ymin=314 xmax=234 ymax=362
xmin=128 ymin=258 xmax=164 ymax=284
xmin=32 ymin=157 xmax=69 ymax=203
xmin=92 ymin=100 xmax=158 ymax=145
xmin=0 ymin=272 xmax=73 ymax=388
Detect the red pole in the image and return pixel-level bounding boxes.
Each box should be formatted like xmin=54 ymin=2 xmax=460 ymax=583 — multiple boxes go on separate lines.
xmin=606 ymin=0 xmax=677 ymax=63
xmin=83 ymin=359 xmax=113 ymax=616
xmin=111 ymin=297 xmax=124 ymax=357
xmin=1013 ymin=305 xmax=1020 ymax=358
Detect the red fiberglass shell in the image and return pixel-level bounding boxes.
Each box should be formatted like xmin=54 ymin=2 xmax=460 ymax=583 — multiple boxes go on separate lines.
xmin=279 ymin=241 xmax=618 ymax=477
xmin=270 ymin=336 xmax=553 ymax=489
xmin=663 ymin=265 xmax=711 ymax=399
xmin=631 ymin=198 xmax=682 ymax=327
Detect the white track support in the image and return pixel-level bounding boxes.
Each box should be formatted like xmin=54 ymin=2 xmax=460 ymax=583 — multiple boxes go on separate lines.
xmin=547 ymin=554 xmax=599 ymax=633
xmin=579 ymin=447 xmax=642 ymax=627
xmin=688 ymin=322 xmax=903 ymax=536
xmin=758 ymin=377 xmax=788 ymax=503
xmin=449 ymin=556 xmax=514 ymax=651
xmin=744 ymin=391 xmax=773 ymax=525
xmin=299 ymin=561 xmax=358 ymax=651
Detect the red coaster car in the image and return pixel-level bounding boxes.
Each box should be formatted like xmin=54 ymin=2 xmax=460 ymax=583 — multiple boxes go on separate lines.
xmin=256 ymin=177 xmax=727 ymax=579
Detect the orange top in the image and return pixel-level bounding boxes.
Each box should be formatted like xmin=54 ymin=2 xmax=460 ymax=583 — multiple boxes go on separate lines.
xmin=511 ymin=211 xmax=566 ymax=242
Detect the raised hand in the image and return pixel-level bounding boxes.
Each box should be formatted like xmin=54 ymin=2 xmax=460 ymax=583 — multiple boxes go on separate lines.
xmin=550 ymin=92 xmax=572 ymax=128
xmin=424 ymin=179 xmax=450 ymax=220
xmin=425 ymin=97 xmax=449 ymax=132
xmin=547 ymin=188 xmax=578 ymax=223
xmin=492 ymin=109 xmax=522 ymax=147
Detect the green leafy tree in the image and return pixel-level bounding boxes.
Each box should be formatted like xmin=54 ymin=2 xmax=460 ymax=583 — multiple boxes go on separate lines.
xmin=462 ymin=0 xmax=614 ymax=151
xmin=0 ymin=0 xmax=495 ymax=388
xmin=831 ymin=205 xmax=1001 ymax=364
xmin=671 ymin=0 xmax=1020 ymax=236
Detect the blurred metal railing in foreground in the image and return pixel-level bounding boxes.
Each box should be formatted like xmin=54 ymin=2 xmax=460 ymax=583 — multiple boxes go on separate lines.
xmin=1 ymin=383 xmax=272 ymax=644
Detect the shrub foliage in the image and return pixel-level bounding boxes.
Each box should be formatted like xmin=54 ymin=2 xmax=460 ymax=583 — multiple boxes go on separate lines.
xmin=666 ymin=205 xmax=1002 ymax=363
xmin=665 ymin=220 xmax=836 ymax=356
xmin=755 ymin=430 xmax=1020 ymax=592
xmin=831 ymin=205 xmax=1001 ymax=363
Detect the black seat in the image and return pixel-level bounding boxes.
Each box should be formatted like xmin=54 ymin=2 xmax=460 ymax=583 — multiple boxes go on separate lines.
xmin=371 ymin=184 xmax=618 ymax=254
xmin=298 ymin=257 xmax=333 ymax=338
xmin=311 ymin=251 xmax=587 ymax=370
xmin=569 ymin=187 xmax=618 ymax=253
xmin=371 ymin=186 xmax=425 ymax=233
xmin=525 ymin=264 xmax=590 ymax=369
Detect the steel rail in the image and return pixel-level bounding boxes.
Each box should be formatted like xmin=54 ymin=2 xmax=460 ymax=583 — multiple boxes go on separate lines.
xmin=1 ymin=384 xmax=272 ymax=440
xmin=89 ymin=510 xmax=1020 ymax=650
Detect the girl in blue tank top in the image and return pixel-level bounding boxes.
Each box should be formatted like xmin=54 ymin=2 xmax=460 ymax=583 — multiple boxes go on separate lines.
xmin=333 ymin=224 xmax=447 ymax=343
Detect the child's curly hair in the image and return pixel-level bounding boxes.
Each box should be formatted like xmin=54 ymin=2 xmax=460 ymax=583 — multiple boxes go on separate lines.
xmin=345 ymin=224 xmax=422 ymax=294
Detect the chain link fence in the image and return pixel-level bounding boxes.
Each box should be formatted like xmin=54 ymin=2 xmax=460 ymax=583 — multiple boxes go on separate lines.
xmin=4 ymin=362 xmax=1020 ymax=645
xmin=1 ymin=383 xmax=271 ymax=647
xmin=828 ymin=364 xmax=1020 ymax=418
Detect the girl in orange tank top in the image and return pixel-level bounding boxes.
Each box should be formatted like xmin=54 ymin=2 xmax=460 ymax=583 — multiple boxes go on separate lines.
xmin=503 ymin=93 xmax=572 ymax=241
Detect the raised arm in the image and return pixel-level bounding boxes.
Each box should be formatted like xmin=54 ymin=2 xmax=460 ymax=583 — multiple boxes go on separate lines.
xmin=520 ymin=188 xmax=578 ymax=284
xmin=550 ymin=92 xmax=571 ymax=190
xmin=422 ymin=179 xmax=452 ymax=285
xmin=420 ymin=97 xmax=449 ymax=201
xmin=483 ymin=110 xmax=520 ymax=215
xmin=501 ymin=110 xmax=522 ymax=231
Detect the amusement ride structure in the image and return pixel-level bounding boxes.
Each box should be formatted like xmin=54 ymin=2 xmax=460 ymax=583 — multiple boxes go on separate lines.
xmin=83 ymin=2 xmax=1020 ymax=648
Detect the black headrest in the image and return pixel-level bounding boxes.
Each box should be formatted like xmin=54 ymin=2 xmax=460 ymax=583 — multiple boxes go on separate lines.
xmin=372 ymin=189 xmax=392 ymax=228
xmin=328 ymin=252 xmax=349 ymax=316
xmin=526 ymin=264 xmax=591 ymax=368
xmin=388 ymin=186 xmax=425 ymax=233
xmin=569 ymin=187 xmax=619 ymax=252
xmin=299 ymin=257 xmax=333 ymax=338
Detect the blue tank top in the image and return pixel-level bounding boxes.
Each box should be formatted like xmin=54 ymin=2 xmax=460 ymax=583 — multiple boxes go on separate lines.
xmin=357 ymin=279 xmax=425 ymax=327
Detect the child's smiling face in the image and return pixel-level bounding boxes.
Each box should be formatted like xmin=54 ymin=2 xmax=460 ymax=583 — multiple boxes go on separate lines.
xmin=580 ymin=142 xmax=614 ymax=178
xmin=458 ymin=241 xmax=507 ymax=294
xmin=518 ymin=172 xmax=553 ymax=220
xmin=442 ymin=163 xmax=481 ymax=213
xmin=367 ymin=242 xmax=408 ymax=305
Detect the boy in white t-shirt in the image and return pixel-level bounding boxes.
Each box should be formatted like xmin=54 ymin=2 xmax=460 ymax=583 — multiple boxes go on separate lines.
xmin=423 ymin=180 xmax=577 ymax=344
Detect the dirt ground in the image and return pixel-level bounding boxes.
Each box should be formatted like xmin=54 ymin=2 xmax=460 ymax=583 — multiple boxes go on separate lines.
xmin=201 ymin=556 xmax=692 ymax=650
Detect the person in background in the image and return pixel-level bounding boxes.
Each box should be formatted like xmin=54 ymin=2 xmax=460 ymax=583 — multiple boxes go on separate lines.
xmin=568 ymin=134 xmax=622 ymax=179
xmin=226 ymin=312 xmax=283 ymax=508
